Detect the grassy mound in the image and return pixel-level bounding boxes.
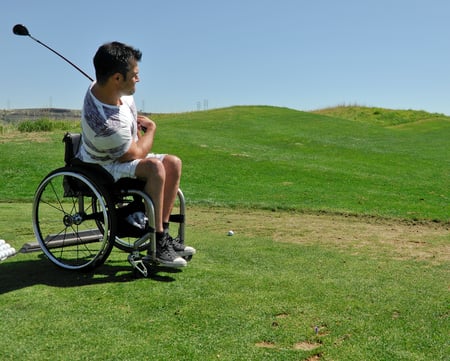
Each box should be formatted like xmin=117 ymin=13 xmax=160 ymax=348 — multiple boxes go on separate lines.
xmin=1 ymin=105 xmax=449 ymax=221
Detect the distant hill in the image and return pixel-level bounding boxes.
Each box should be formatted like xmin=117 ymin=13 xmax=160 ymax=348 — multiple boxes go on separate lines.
xmin=2 ymin=105 xmax=450 ymax=127
xmin=0 ymin=108 xmax=156 ymax=123
xmin=0 ymin=108 xmax=81 ymax=122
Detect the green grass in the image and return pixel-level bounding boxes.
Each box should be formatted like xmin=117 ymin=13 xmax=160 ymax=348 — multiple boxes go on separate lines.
xmin=153 ymin=106 xmax=449 ymax=221
xmin=2 ymin=105 xmax=448 ymax=221
xmin=0 ymin=106 xmax=449 ymax=360
xmin=0 ymin=204 xmax=448 ymax=361
xmin=313 ymin=104 xmax=450 ymax=126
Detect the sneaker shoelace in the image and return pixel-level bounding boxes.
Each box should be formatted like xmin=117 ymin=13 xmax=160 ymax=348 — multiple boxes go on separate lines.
xmin=167 ymin=234 xmax=185 ymax=252
xmin=170 ymin=236 xmax=185 ymax=252
xmin=158 ymin=235 xmax=179 ymax=259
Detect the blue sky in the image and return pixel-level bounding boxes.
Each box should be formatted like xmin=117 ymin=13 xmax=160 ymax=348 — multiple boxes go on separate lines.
xmin=1 ymin=0 xmax=450 ymax=114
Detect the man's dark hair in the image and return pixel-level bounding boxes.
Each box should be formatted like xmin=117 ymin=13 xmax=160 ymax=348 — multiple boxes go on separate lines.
xmin=93 ymin=42 xmax=142 ymax=85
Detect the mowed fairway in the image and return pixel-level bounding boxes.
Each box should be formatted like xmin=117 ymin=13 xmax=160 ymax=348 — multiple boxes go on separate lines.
xmin=0 ymin=106 xmax=449 ymax=360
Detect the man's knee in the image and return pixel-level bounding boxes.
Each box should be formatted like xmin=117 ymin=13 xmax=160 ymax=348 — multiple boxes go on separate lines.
xmin=136 ymin=158 xmax=165 ymax=180
xmin=164 ymin=155 xmax=182 ymax=174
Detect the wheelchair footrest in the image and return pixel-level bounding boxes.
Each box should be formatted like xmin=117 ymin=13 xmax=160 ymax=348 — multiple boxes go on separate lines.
xmin=128 ymin=253 xmax=148 ymax=277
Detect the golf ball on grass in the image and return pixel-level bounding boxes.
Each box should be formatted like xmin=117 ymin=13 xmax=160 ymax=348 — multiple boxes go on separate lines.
xmin=227 ymin=230 xmax=234 ymax=236
xmin=0 ymin=240 xmax=16 ymax=261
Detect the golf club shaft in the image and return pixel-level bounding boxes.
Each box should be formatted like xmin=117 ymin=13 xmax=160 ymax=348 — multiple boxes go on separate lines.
xmin=28 ymin=35 xmax=93 ymax=82
xmin=14 ymin=24 xmax=93 ymax=82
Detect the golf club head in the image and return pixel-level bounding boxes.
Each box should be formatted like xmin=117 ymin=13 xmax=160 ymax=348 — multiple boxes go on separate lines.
xmin=13 ymin=24 xmax=30 ymax=36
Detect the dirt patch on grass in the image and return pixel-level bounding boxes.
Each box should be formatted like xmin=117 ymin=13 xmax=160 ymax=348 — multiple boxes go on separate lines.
xmin=189 ymin=207 xmax=450 ymax=264
xmin=293 ymin=341 xmax=321 ymax=351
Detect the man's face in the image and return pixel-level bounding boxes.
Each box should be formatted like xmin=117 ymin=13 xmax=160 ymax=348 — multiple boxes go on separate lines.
xmin=120 ymin=58 xmax=140 ymax=96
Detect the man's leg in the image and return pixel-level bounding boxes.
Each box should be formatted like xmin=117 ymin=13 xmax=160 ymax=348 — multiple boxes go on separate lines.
xmin=135 ymin=157 xmax=187 ymax=267
xmin=162 ymin=155 xmax=196 ymax=257
xmin=134 ymin=158 xmax=165 ymax=233
xmin=162 ymin=155 xmax=182 ymax=223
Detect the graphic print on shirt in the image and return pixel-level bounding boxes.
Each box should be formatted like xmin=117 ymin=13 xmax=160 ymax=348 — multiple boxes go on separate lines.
xmin=79 ymin=88 xmax=137 ymax=164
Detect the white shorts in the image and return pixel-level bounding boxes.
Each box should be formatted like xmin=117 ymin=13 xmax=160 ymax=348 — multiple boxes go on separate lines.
xmin=101 ymin=153 xmax=166 ymax=182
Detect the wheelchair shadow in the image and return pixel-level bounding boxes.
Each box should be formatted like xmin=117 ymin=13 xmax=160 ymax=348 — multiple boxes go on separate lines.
xmin=0 ymin=253 xmax=181 ymax=295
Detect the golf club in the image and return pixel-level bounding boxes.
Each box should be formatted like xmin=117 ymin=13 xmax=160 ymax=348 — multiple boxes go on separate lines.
xmin=13 ymin=24 xmax=93 ymax=82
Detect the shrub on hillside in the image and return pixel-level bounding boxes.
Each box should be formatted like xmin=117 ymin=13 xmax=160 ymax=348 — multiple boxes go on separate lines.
xmin=17 ymin=119 xmax=76 ymax=132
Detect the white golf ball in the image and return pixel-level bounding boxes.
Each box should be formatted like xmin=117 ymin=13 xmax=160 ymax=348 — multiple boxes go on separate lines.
xmin=227 ymin=230 xmax=234 ymax=236
xmin=0 ymin=242 xmax=15 ymax=260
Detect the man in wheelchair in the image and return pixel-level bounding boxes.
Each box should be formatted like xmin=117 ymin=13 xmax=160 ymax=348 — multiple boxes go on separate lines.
xmin=77 ymin=41 xmax=195 ymax=268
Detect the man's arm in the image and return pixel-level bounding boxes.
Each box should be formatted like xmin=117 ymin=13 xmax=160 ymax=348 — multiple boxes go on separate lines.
xmin=117 ymin=115 xmax=156 ymax=162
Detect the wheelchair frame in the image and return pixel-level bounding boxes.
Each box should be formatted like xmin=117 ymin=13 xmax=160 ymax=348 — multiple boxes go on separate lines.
xmin=31 ymin=132 xmax=188 ymax=277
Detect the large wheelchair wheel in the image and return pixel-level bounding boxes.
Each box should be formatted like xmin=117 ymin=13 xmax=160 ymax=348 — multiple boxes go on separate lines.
xmin=32 ymin=168 xmax=116 ymax=271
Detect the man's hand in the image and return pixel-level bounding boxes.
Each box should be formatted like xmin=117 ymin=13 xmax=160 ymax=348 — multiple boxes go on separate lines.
xmin=137 ymin=115 xmax=155 ymax=133
xmin=118 ymin=115 xmax=156 ymax=162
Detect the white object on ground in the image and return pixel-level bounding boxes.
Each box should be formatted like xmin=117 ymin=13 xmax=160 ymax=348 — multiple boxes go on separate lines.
xmin=0 ymin=240 xmax=16 ymax=261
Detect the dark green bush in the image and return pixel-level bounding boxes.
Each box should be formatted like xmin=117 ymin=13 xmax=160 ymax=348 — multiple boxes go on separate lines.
xmin=17 ymin=118 xmax=77 ymax=132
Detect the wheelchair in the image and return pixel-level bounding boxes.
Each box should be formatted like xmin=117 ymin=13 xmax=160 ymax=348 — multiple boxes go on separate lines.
xmin=31 ymin=132 xmax=190 ymax=277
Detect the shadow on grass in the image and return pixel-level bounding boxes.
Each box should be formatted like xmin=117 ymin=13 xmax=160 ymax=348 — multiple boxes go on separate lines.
xmin=0 ymin=253 xmax=181 ymax=294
